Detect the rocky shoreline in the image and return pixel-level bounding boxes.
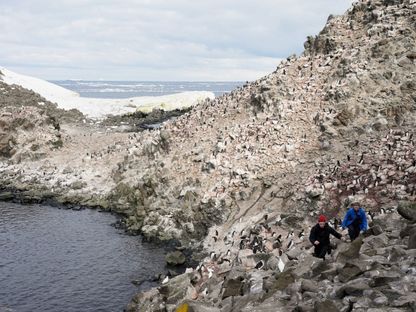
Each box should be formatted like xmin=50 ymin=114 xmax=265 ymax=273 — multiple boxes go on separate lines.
xmin=0 ymin=0 xmax=415 ymax=311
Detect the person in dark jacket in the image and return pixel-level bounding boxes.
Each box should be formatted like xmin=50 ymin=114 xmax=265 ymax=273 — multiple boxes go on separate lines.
xmin=309 ymin=215 xmax=343 ymax=259
xmin=341 ymin=201 xmax=368 ymax=241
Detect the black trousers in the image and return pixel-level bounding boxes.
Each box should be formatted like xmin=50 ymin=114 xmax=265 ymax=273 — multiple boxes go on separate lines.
xmin=314 ymin=244 xmax=329 ymax=259
xmin=348 ymin=224 xmax=360 ymax=241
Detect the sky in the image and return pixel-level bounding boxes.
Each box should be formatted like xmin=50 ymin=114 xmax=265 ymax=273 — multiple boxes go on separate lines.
xmin=0 ymin=0 xmax=354 ymax=81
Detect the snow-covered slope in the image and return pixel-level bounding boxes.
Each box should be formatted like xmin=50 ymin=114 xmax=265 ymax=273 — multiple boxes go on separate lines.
xmin=0 ymin=68 xmax=214 ymax=118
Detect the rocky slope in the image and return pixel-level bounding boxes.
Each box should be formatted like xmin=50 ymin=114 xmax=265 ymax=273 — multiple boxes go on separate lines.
xmin=127 ymin=208 xmax=416 ymax=311
xmin=0 ymin=0 xmax=415 ymax=310
xmin=124 ymin=0 xmax=416 ymax=310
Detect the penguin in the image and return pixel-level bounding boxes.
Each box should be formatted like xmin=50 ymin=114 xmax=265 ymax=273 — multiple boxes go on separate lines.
xmin=359 ymin=153 xmax=364 ymax=164
xmin=207 ymin=268 xmax=214 ymax=279
xmin=368 ymin=211 xmax=375 ymax=222
xmin=255 ymin=260 xmax=264 ymax=269
xmin=261 ymin=223 xmax=271 ymax=232
xmin=298 ymin=229 xmax=305 ymax=239
xmin=286 ymin=230 xmax=294 ymax=239
xmin=162 ymin=276 xmax=169 ymax=284
xmin=219 ymin=258 xmax=231 ymax=265
xmin=287 ymin=239 xmax=294 ymax=250
xmin=277 ymin=257 xmax=285 ymax=272
xmin=347 ymin=155 xmax=351 ymax=161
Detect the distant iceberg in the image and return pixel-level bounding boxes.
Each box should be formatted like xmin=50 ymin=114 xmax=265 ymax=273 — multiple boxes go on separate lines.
xmin=0 ymin=67 xmax=214 ymax=119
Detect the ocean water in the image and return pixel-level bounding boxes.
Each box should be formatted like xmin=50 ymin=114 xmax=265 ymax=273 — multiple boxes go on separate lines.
xmin=51 ymin=80 xmax=242 ymax=98
xmin=0 ymin=202 xmax=166 ymax=312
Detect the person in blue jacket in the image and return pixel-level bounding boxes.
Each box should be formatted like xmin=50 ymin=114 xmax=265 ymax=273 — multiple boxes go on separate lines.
xmin=342 ymin=200 xmax=368 ymax=241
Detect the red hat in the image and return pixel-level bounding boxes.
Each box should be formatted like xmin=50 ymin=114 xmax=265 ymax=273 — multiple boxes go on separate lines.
xmin=318 ymin=215 xmax=327 ymax=223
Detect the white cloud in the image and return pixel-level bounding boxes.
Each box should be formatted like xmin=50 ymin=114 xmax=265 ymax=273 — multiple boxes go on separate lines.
xmin=0 ymin=0 xmax=353 ymax=81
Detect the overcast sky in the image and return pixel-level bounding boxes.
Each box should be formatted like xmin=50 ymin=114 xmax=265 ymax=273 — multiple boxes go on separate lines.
xmin=1 ymin=0 xmax=353 ymax=81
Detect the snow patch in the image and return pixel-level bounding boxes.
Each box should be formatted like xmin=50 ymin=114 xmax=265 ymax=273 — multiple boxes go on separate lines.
xmin=0 ymin=67 xmax=214 ymax=119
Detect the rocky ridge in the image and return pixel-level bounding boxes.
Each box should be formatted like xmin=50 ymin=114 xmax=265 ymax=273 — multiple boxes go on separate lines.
xmin=127 ymin=209 xmax=416 ymax=311
xmin=0 ymin=0 xmax=415 ymax=310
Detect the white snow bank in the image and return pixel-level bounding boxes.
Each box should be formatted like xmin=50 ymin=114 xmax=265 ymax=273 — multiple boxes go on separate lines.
xmin=0 ymin=67 xmax=214 ymax=119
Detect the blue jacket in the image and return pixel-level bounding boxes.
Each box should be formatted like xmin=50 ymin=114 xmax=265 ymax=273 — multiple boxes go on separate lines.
xmin=342 ymin=207 xmax=368 ymax=231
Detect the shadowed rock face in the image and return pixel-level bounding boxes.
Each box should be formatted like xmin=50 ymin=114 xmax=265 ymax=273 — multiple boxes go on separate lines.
xmin=398 ymin=201 xmax=416 ymax=222
xmin=0 ymin=0 xmax=416 ymax=310
xmin=0 ymin=81 xmax=84 ymax=122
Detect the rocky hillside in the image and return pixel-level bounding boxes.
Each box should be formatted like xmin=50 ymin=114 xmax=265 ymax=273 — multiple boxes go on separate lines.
xmin=0 ymin=0 xmax=414 ymax=243
xmin=0 ymin=81 xmax=83 ymax=163
xmin=124 ymin=0 xmax=416 ymax=311
xmin=0 ymin=0 xmax=415 ymax=310
xmin=109 ymin=0 xmax=416 ymax=241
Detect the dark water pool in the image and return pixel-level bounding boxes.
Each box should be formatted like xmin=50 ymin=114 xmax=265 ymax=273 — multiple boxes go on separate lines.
xmin=0 ymin=202 xmax=166 ymax=312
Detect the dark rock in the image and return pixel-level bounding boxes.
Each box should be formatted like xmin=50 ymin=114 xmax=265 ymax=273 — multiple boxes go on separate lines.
xmin=165 ymin=250 xmax=186 ymax=266
xmin=369 ymin=271 xmax=401 ymax=287
xmin=370 ymin=225 xmax=383 ymax=236
xmin=408 ymin=232 xmax=416 ymax=249
xmin=270 ymin=270 xmax=295 ymax=292
xmin=300 ymin=279 xmax=318 ymax=293
xmin=221 ymin=277 xmax=244 ymax=299
xmin=320 ymin=267 xmax=339 ymax=281
xmin=400 ymin=224 xmax=416 ymax=238
xmin=363 ymin=234 xmax=389 ymax=249
xmin=0 ymin=191 xmax=14 ymax=201
xmin=311 ymin=261 xmax=332 ymax=278
xmin=338 ymin=262 xmax=364 ymax=283
xmin=335 ymin=278 xmax=370 ymax=298
xmin=392 ymin=294 xmax=416 ymax=308
xmin=388 ymin=246 xmax=408 ymax=262
xmin=336 ymin=238 xmax=363 ymax=261
xmin=314 ymin=300 xmax=340 ymax=312
xmin=158 ymin=274 xmax=191 ymax=305
xmin=397 ymin=202 xmax=416 ymax=222
xmin=296 ymin=302 xmax=314 ymax=312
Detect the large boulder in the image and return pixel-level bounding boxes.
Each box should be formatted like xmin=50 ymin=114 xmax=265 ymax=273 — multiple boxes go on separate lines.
xmin=392 ymin=294 xmax=416 ymax=309
xmin=369 ymin=271 xmax=401 ymax=287
xmin=268 ymin=269 xmax=296 ymax=292
xmin=362 ymin=234 xmax=389 ymax=253
xmin=221 ymin=277 xmax=245 ymax=299
xmin=300 ymin=279 xmax=318 ymax=293
xmin=397 ymin=202 xmax=416 ymax=222
xmin=335 ymin=278 xmax=371 ymax=298
xmin=314 ymin=300 xmax=340 ymax=312
xmin=338 ymin=262 xmax=364 ymax=283
xmin=336 ymin=238 xmax=363 ymax=261
xmin=409 ymin=232 xmax=416 ymax=249
xmin=165 ymin=251 xmax=186 ymax=266
xmin=399 ymin=224 xmax=416 ymax=238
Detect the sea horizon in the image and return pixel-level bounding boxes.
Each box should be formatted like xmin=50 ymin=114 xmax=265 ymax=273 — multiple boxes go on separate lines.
xmin=51 ymin=80 xmax=243 ymax=99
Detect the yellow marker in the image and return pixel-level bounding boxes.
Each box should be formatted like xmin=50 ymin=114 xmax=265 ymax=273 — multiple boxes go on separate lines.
xmin=176 ymin=302 xmax=189 ymax=312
